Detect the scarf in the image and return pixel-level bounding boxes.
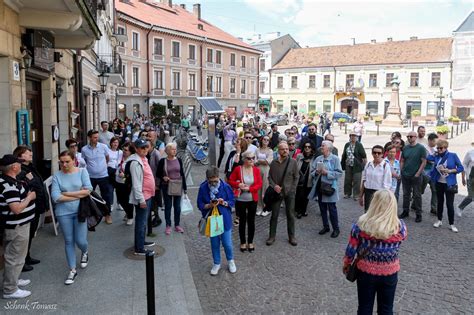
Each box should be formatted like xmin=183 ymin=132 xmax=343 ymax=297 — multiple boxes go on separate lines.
xmin=208 ymin=180 xmax=221 ymax=200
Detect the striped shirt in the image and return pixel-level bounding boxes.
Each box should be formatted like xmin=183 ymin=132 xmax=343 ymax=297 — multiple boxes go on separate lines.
xmin=0 ymin=175 xmax=35 ymax=228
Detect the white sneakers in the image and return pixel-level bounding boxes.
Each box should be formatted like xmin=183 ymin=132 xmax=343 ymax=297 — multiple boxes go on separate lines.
xmin=455 ymin=207 xmax=463 ymax=217
xmin=65 ymin=271 xmax=77 ymax=285
xmin=433 ymin=220 xmax=459 ymax=232
xmin=261 ymin=210 xmax=270 ymax=217
xmin=80 ymin=252 xmax=89 ymax=268
xmin=18 ymin=279 xmax=31 ymax=287
xmin=3 ymin=288 xmax=31 ymax=299
xmin=228 ymin=260 xmax=237 ymax=273
xmin=256 ymin=209 xmax=263 ymax=216
xmin=210 ymin=264 xmax=221 ymax=276
xmin=126 ymin=218 xmax=134 ymax=226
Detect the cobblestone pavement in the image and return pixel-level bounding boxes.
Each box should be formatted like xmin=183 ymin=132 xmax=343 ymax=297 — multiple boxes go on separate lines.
xmin=181 ymin=130 xmax=474 ymax=314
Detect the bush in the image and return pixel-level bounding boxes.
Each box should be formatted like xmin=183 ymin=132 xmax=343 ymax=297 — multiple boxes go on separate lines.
xmin=448 ymin=116 xmax=458 ymax=122
xmin=411 ymin=110 xmax=421 ymax=117
xmin=436 ymin=125 xmax=449 ymax=134
xmin=338 ymin=118 xmax=347 ymax=124
xmin=451 ymin=117 xmax=461 ymax=123
xmin=308 ymin=111 xmax=318 ymax=118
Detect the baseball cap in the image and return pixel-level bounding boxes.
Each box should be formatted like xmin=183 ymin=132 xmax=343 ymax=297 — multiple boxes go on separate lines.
xmin=134 ymin=138 xmax=149 ymax=148
xmin=0 ymin=154 xmax=24 ymax=166
xmin=349 ymin=132 xmax=357 ymax=136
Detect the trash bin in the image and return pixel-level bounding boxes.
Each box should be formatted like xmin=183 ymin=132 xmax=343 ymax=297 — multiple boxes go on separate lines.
xmin=38 ymin=159 xmax=52 ymax=179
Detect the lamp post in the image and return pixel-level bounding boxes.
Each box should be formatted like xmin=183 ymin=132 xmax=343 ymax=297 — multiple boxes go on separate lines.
xmin=98 ymin=72 xmax=109 ymax=93
xmin=436 ymin=86 xmax=445 ymax=126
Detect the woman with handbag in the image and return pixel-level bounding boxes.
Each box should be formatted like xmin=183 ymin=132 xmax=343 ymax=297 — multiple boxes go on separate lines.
xmin=308 ymin=140 xmax=343 ymax=238
xmin=427 ymin=139 xmax=464 ymax=232
xmin=255 ymin=136 xmax=273 ymax=216
xmin=343 ymin=189 xmax=407 ymax=314
xmin=228 ymin=151 xmax=262 ymax=252
xmin=107 ymin=137 xmax=123 ymax=210
xmin=295 ymin=142 xmax=315 ymax=219
xmin=51 ymin=151 xmax=93 ymax=285
xmin=197 ymin=166 xmax=236 ymax=276
xmin=157 ymin=143 xmax=187 ymax=235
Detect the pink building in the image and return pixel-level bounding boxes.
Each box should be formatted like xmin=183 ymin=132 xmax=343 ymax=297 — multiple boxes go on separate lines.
xmin=115 ymin=0 xmax=261 ymax=119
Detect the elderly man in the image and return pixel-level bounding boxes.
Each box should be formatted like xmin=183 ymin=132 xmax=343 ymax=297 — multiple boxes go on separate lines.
xmin=0 ymin=154 xmax=36 ymax=299
xmin=341 ymin=132 xmax=367 ymax=200
xmin=266 ymin=141 xmax=299 ymax=246
xmin=399 ymin=131 xmax=427 ymax=222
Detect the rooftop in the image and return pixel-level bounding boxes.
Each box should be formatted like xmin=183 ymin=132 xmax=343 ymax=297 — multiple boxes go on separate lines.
xmin=454 ymin=11 xmax=474 ymax=32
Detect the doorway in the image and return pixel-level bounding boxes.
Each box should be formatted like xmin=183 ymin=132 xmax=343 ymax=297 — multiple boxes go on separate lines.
xmin=341 ymin=99 xmax=359 ymax=117
xmin=26 ymin=79 xmax=44 ymax=167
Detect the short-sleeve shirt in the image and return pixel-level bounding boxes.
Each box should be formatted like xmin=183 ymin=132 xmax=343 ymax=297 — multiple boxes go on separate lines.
xmin=81 ymin=143 xmax=109 ymax=178
xmin=401 ymin=143 xmax=426 ymax=177
xmin=0 ymin=175 xmax=35 ymax=228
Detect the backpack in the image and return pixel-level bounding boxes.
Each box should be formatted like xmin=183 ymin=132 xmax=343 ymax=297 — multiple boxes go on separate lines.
xmin=123 ymin=160 xmax=139 ymax=195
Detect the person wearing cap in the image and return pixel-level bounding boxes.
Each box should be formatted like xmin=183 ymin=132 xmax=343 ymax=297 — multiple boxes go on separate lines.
xmin=81 ymin=129 xmax=113 ymax=224
xmin=127 ymin=138 xmax=156 ymax=255
xmin=341 ymin=133 xmax=367 ymax=200
xmin=0 ymin=154 xmax=37 ymax=299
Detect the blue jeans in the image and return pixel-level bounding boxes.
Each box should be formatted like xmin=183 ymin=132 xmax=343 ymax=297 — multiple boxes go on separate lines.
xmin=357 ymin=271 xmax=398 ymax=315
xmin=318 ymin=201 xmax=339 ymax=231
xmin=91 ymin=177 xmax=113 ymax=215
xmin=162 ymin=189 xmax=182 ymax=227
xmin=57 ymin=214 xmax=88 ymax=269
xmin=210 ymin=229 xmax=233 ymax=265
xmin=134 ymin=199 xmax=152 ymax=252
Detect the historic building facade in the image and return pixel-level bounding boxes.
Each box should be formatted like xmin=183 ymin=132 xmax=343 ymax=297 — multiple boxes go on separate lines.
xmin=115 ymin=0 xmax=261 ymax=119
xmin=270 ymin=37 xmax=453 ymax=119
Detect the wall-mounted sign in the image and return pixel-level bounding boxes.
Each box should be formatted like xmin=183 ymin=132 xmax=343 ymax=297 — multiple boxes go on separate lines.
xmin=12 ymin=61 xmax=20 ymax=81
xmin=22 ymin=29 xmax=55 ymax=72
xmin=52 ymin=125 xmax=59 ymax=142
xmin=16 ymin=110 xmax=30 ymax=145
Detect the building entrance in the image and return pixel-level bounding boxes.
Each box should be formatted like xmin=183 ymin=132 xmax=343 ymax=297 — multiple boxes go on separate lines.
xmin=25 ymin=79 xmax=44 ymax=167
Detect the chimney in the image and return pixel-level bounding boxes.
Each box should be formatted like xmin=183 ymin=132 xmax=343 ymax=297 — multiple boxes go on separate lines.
xmin=168 ymin=0 xmax=172 ymax=7
xmin=180 ymin=3 xmax=185 ymax=9
xmin=410 ymin=36 xmax=418 ymax=40
xmin=387 ymin=37 xmax=393 ymax=42
xmin=193 ymin=3 xmax=201 ymax=20
xmin=371 ymin=39 xmax=376 ymax=43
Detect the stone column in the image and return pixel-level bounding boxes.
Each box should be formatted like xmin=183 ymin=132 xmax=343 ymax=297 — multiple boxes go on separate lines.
xmin=382 ymin=84 xmax=403 ymax=126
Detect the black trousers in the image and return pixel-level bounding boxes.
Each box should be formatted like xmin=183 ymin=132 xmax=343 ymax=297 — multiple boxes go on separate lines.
xmin=357 ymin=271 xmax=398 ymax=315
xmin=26 ymin=212 xmax=40 ymax=260
xmin=235 ymin=200 xmax=257 ymax=244
xmin=435 ymin=182 xmax=455 ymax=225
xmin=363 ymin=188 xmax=377 ymax=212
xmin=295 ymin=186 xmax=311 ymax=215
xmin=217 ymin=138 xmax=226 ymax=168
xmin=116 ymin=183 xmax=134 ymax=219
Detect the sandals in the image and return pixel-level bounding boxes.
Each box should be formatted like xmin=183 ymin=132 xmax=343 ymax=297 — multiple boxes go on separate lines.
xmin=240 ymin=244 xmax=247 ymax=252
xmin=248 ymin=243 xmax=255 ymax=252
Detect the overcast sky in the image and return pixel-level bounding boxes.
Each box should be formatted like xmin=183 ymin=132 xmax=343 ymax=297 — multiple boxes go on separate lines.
xmin=178 ymin=0 xmax=472 ymax=46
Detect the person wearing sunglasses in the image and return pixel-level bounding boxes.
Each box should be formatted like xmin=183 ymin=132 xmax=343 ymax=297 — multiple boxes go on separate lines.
xmin=360 ymin=145 xmax=392 ymax=211
xmin=287 ymin=137 xmax=301 ymax=159
xmin=65 ymin=139 xmax=86 ymax=168
xmin=243 ymin=131 xmax=258 ymax=155
xmin=427 ymin=139 xmax=463 ymax=232
xmin=295 ymin=142 xmax=315 ymax=218
xmin=399 ymin=131 xmax=427 ymax=222
xmin=255 ymin=136 xmax=273 ymax=217
xmin=299 ymin=123 xmax=323 ymax=153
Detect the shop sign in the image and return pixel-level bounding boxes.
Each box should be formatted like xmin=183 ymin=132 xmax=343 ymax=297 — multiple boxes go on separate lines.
xmin=16 ymin=110 xmax=30 ymax=145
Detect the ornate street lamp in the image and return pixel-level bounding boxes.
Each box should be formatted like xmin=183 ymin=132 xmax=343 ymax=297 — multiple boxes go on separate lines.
xmin=436 ymin=86 xmax=445 ymax=126
xmin=98 ymin=72 xmax=109 ymax=93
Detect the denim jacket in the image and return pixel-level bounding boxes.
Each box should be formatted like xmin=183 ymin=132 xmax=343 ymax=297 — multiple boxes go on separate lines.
xmin=308 ymin=153 xmax=343 ymax=203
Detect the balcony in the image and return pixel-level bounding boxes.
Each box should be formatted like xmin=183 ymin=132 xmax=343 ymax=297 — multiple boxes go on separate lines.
xmin=96 ymin=52 xmax=124 ymax=85
xmin=10 ymin=0 xmax=101 ymax=49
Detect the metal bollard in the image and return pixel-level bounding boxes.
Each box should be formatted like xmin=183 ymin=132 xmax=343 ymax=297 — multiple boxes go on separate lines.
xmin=377 ymin=124 xmax=380 ymax=136
xmin=344 ymin=124 xmax=347 ymax=134
xmin=456 ymin=125 xmax=459 ymax=136
xmin=451 ymin=126 xmax=454 ymax=139
xmin=146 ymin=251 xmax=156 ymax=315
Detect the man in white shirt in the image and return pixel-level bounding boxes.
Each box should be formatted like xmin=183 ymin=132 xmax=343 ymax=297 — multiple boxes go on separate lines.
xmin=99 ymin=121 xmax=114 ymax=147
xmin=243 ymin=131 xmax=258 ymax=155
xmin=359 ymin=145 xmax=392 ymax=211
xmin=417 ymin=126 xmax=427 ymax=146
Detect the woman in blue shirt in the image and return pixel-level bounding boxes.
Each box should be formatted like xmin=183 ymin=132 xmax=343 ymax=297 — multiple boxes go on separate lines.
xmin=51 ymin=151 xmax=93 ymax=285
xmin=384 ymin=145 xmax=401 ymax=200
xmin=427 ymin=139 xmax=464 ymax=232
xmin=197 ymin=166 xmax=236 ymax=276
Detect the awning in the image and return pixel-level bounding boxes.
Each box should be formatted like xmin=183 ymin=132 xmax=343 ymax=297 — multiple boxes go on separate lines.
xmin=196 ymin=97 xmax=225 ymax=114
xmin=258 ymin=98 xmax=271 ymax=106
xmin=452 ymin=99 xmax=474 ymax=108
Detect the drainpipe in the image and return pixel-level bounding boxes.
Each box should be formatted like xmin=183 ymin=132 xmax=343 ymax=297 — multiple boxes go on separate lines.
xmin=333 ymin=66 xmax=337 ymax=112
xmin=76 ymin=51 xmax=87 ymax=147
xmin=199 ymin=42 xmax=203 ymax=97
xmin=146 ymin=25 xmax=155 ymax=116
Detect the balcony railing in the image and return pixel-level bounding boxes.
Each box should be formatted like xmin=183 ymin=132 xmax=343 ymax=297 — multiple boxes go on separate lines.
xmin=96 ymin=52 xmax=122 ymax=75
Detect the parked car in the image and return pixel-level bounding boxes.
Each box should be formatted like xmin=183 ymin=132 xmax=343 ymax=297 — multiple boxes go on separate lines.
xmin=264 ymin=114 xmax=289 ymax=126
xmin=332 ymin=112 xmax=356 ymax=123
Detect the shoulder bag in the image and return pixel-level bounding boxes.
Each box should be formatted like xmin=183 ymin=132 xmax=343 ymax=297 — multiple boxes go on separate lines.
xmin=263 ymin=158 xmax=291 ymax=207
xmin=319 ymin=159 xmax=336 ymax=196
xmin=164 ymin=158 xmax=183 ymax=196
xmin=346 ymin=241 xmax=374 ymax=282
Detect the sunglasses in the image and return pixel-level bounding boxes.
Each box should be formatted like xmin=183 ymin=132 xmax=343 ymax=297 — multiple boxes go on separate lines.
xmin=245 ymin=137 xmax=253 ymax=139
xmin=304 ymin=145 xmax=312 ymax=149
xmin=288 ymin=132 xmax=295 ymax=135
xmin=245 ymin=157 xmax=255 ymax=161
xmin=288 ymin=142 xmax=296 ymax=145
xmin=308 ymin=129 xmax=316 ymax=132
xmin=372 ymin=151 xmax=383 ymax=155
xmin=437 ymin=147 xmax=446 ymax=150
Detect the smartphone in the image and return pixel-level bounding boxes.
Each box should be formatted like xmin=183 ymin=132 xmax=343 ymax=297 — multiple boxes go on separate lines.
xmin=211 ymin=199 xmax=218 ymax=203
xmin=316 ymin=161 xmax=324 ymax=170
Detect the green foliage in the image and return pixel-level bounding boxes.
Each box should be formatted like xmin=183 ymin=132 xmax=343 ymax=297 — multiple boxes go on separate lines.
xmin=374 ymin=117 xmax=383 ymax=123
xmin=308 ymin=111 xmax=318 ymax=118
xmin=237 ymin=121 xmax=243 ymax=127
xmin=411 ymin=110 xmax=421 ymax=117
xmin=436 ymin=125 xmax=449 ymax=134
xmin=448 ymin=116 xmax=460 ymax=122
xmin=338 ymin=118 xmax=347 ymax=123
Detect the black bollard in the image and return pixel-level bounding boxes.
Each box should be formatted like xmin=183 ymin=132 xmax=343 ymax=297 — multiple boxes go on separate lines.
xmin=456 ymin=125 xmax=459 ymax=136
xmin=377 ymin=124 xmax=379 ymax=136
xmin=146 ymin=251 xmax=156 ymax=315
xmin=451 ymin=126 xmax=454 ymax=139
xmin=344 ymin=124 xmax=347 ymax=134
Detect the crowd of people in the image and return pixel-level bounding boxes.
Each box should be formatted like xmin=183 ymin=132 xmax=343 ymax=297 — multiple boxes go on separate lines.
xmin=1 ymin=111 xmax=472 ymax=314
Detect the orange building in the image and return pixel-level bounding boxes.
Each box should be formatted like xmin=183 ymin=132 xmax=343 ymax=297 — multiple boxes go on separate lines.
xmin=115 ymin=0 xmax=261 ymax=119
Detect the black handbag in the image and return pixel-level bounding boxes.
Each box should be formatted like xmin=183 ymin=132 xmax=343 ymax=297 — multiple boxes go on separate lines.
xmin=447 ymin=184 xmax=458 ymax=194
xmin=346 ymin=243 xmax=373 ymax=282
xmin=263 ymin=158 xmax=291 ymax=209
xmin=320 ymin=182 xmax=335 ymax=196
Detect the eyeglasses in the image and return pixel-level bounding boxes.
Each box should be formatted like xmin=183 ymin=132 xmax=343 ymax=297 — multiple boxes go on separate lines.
xmin=288 ymin=142 xmax=296 ymax=145
xmin=245 ymin=137 xmax=253 ymax=140
xmin=437 ymin=147 xmax=446 ymax=150
xmin=372 ymin=151 xmax=383 ymax=155
xmin=288 ymin=132 xmax=295 ymax=135
xmin=245 ymin=157 xmax=255 ymax=161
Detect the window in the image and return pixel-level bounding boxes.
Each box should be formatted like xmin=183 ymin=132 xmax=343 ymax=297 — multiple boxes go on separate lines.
xmin=386 ymin=73 xmax=394 ymax=87
xmin=230 ymin=53 xmax=236 ymax=67
xmin=250 ymin=80 xmax=255 ymax=95
xmin=188 ymin=45 xmax=196 ymax=60
xmin=207 ymin=75 xmax=213 ymax=92
xmin=323 ymin=100 xmax=331 ymax=113
xmin=121 ymin=64 xmax=127 ymax=86
xmin=259 ymin=59 xmax=265 ymax=71
xmin=308 ymin=75 xmax=316 ymax=88
xmin=117 ymin=26 xmax=125 ymax=47
xmin=230 ymin=78 xmax=236 ymax=93
xmin=153 ymin=38 xmax=162 ymax=55
xmin=132 ymin=67 xmax=139 ymax=87
xmin=277 ymin=76 xmax=283 ymax=89
xmin=207 ymin=49 xmax=213 ymax=63
xmin=259 ymin=81 xmax=265 ymax=94
xmin=153 ymin=70 xmax=163 ymax=89
xmin=346 ymin=74 xmax=354 ymax=89
xmin=250 ymin=57 xmax=255 ymax=70
xmin=215 ymin=50 xmax=222 ymax=65
xmin=369 ymin=74 xmax=377 ymax=88
xmin=241 ymin=79 xmax=246 ymax=94
xmin=172 ymin=71 xmax=180 ymax=90
xmin=188 ymin=73 xmax=196 ymax=91
xmin=410 ymin=72 xmax=419 ymax=87
xmin=427 ymin=101 xmax=440 ymax=116
xmin=172 ymin=41 xmax=180 ymax=58
xmin=132 ymin=32 xmax=139 ymax=50
xmin=431 ymin=72 xmax=441 ymax=87
xmin=323 ymin=75 xmax=330 ymax=88
xmin=290 ymin=100 xmax=298 ymax=110
xmin=277 ymin=100 xmax=284 ymax=112
xmin=241 ymin=55 xmax=246 ymax=68
xmin=216 ymin=77 xmax=222 ymax=93
xmin=291 ymin=76 xmax=298 ymax=89
xmin=366 ymin=101 xmax=379 ymax=114
xmin=308 ymin=100 xmax=316 ymax=113
xmin=406 ymin=101 xmax=421 ymax=119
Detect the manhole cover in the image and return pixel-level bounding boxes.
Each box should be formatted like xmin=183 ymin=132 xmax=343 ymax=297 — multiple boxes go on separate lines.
xmin=124 ymin=245 xmax=165 ymax=260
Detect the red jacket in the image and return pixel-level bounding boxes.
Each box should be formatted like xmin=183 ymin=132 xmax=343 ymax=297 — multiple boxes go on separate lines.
xmin=228 ymin=166 xmax=263 ymax=202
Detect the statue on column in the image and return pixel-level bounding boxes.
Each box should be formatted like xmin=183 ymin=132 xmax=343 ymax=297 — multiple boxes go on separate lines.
xmin=382 ymin=75 xmax=403 ymax=126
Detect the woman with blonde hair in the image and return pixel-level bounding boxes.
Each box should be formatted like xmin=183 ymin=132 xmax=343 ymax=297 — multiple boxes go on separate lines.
xmin=255 ymin=135 xmax=273 ymax=216
xmin=343 ymin=189 xmax=407 ymax=315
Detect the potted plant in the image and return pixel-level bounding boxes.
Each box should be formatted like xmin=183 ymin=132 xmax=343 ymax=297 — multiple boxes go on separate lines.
xmin=467 ymin=115 xmax=474 ymax=123
xmin=363 ymin=115 xmax=370 ymax=122
xmin=308 ymin=110 xmax=317 ymax=118
xmin=435 ymin=125 xmax=450 ymax=139
xmin=451 ymin=117 xmax=461 ymax=125
xmin=374 ymin=117 xmax=383 ymax=125
xmin=338 ymin=118 xmax=347 ymax=129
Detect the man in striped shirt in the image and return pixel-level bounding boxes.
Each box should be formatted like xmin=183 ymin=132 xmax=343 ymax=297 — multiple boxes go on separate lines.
xmin=0 ymin=154 xmax=36 ymax=299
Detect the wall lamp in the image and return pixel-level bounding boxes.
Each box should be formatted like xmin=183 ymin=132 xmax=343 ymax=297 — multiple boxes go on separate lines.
xmin=20 ymin=46 xmax=33 ymax=70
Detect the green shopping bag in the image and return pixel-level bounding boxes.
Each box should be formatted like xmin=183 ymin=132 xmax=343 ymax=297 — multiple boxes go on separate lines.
xmin=209 ymin=206 xmax=224 ymax=238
